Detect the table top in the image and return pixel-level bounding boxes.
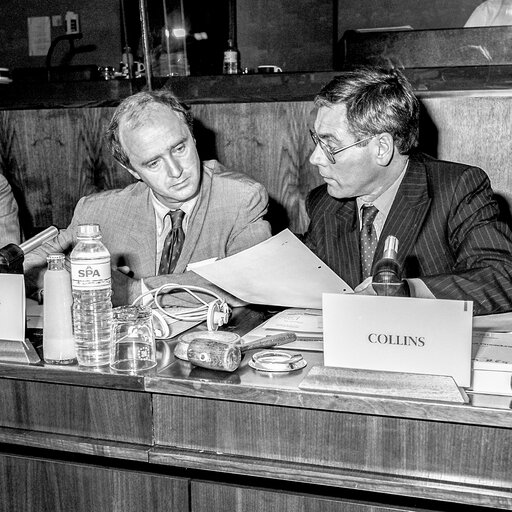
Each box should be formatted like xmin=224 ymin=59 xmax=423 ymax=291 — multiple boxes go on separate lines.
xmin=1 ymin=305 xmax=511 ymax=429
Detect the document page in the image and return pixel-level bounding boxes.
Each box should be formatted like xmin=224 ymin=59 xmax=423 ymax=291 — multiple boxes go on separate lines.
xmin=193 ymin=230 xmax=352 ymax=309
xmin=241 ymin=308 xmax=323 ymax=351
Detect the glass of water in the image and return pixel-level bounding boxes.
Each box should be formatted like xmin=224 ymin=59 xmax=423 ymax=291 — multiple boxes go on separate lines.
xmin=110 ymin=305 xmax=156 ymax=373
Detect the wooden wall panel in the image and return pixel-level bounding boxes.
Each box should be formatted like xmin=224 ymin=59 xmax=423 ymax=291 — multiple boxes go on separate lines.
xmin=0 ymin=107 xmax=132 ymax=234
xmin=0 ymin=380 xmax=152 ymax=445
xmin=0 ymin=454 xmax=188 ymax=512
xmin=1 ymin=94 xmax=511 ymax=240
xmin=421 ymin=95 xmax=512 ymax=217
xmin=191 ymin=481 xmax=424 ymax=512
xmin=154 ymin=395 xmax=512 ymax=491
xmin=192 ymin=101 xmax=321 ymax=234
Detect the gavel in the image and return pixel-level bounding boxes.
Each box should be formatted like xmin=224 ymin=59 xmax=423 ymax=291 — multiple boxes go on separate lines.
xmin=187 ymin=331 xmax=297 ymax=372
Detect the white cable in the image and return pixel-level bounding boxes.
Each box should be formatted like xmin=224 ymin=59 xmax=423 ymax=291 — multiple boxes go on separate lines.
xmin=131 ymin=283 xmax=228 ymax=324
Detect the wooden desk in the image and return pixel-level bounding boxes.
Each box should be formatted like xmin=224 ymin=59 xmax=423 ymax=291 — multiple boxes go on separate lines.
xmin=0 ymin=307 xmax=511 ymax=511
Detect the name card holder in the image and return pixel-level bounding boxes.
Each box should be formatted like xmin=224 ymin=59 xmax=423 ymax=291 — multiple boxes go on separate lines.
xmin=0 ymin=274 xmax=40 ymax=364
xmin=322 ymin=294 xmax=473 ymax=388
xmin=299 ymin=365 xmax=467 ymax=403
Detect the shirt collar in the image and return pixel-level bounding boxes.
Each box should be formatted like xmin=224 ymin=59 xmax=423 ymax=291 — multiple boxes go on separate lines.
xmin=357 ymin=159 xmax=409 ymax=216
xmin=151 ymin=191 xmax=198 ymax=235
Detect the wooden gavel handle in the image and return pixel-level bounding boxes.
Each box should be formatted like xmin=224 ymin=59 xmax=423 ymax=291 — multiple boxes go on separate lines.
xmin=240 ymin=332 xmax=297 ymax=352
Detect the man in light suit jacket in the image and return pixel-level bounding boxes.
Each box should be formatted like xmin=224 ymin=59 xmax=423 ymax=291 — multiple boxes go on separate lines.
xmin=0 ymin=173 xmax=20 ymax=246
xmin=25 ymin=90 xmax=271 ymax=306
xmin=303 ymin=67 xmax=512 ymax=315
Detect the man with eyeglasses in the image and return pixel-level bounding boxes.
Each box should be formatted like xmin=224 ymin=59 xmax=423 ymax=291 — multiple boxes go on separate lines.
xmin=302 ymin=67 xmax=512 ymax=315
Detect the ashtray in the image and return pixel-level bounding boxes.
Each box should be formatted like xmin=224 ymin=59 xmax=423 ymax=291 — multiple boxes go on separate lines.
xmin=249 ymin=350 xmax=306 ymax=372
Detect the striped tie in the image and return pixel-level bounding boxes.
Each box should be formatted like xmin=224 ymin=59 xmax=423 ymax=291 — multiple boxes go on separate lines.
xmin=158 ymin=209 xmax=185 ymax=275
xmin=360 ymin=205 xmax=379 ymax=280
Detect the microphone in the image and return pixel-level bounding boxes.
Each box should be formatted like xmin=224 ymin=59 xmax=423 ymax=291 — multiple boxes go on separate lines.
xmin=372 ymin=235 xmax=409 ymax=297
xmin=0 ymin=226 xmax=59 ymax=274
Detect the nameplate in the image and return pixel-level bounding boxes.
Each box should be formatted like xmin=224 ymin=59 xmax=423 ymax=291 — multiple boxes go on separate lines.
xmin=0 ymin=274 xmax=25 ymax=343
xmin=0 ymin=274 xmax=39 ymax=364
xmin=322 ymin=294 xmax=473 ymax=387
xmin=299 ymin=366 xmax=467 ymax=403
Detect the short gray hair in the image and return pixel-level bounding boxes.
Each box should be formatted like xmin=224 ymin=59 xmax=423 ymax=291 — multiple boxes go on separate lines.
xmin=315 ymin=67 xmax=419 ymax=154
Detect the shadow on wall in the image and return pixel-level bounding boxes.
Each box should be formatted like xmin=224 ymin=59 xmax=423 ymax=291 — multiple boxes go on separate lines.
xmin=418 ymin=102 xmax=439 ymax=160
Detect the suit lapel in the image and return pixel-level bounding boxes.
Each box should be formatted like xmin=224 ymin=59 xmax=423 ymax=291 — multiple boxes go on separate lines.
xmin=124 ymin=185 xmax=157 ymax=275
xmin=329 ymin=199 xmax=361 ymax=289
xmin=174 ymin=164 xmax=213 ymax=272
xmin=376 ymin=155 xmax=431 ymax=273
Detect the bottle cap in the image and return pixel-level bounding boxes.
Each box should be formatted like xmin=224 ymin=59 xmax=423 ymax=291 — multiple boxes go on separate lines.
xmin=46 ymin=253 xmax=65 ymax=263
xmin=77 ymin=224 xmax=101 ymax=238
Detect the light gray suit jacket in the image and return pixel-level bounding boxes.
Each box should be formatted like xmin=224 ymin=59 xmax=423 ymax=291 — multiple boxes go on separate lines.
xmin=0 ymin=173 xmax=20 ymax=247
xmin=25 ymin=161 xmax=271 ymax=306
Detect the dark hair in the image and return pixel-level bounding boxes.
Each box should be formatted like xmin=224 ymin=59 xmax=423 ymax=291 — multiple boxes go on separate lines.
xmin=315 ymin=67 xmax=419 ymax=154
xmin=106 ymin=89 xmax=193 ymax=168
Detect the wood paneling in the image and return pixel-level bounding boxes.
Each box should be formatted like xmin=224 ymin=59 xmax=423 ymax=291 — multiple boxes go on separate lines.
xmin=1 ymin=94 xmax=512 ymax=239
xmin=422 ymin=95 xmax=512 ymax=218
xmin=191 ymin=481 xmax=433 ymax=512
xmin=0 ymin=107 xmax=132 ymax=234
xmin=0 ymin=379 xmax=152 ymax=445
xmin=0 ymin=454 xmax=188 ymax=512
xmin=153 ymin=395 xmax=512 ymax=491
xmin=192 ymin=101 xmax=321 ymax=234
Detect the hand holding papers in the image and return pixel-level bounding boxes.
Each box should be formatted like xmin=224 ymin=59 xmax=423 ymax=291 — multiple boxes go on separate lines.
xmin=193 ymin=230 xmax=352 ymax=309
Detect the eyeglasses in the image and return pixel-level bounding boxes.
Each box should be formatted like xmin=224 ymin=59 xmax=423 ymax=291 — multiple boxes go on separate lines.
xmin=309 ymin=129 xmax=375 ymax=164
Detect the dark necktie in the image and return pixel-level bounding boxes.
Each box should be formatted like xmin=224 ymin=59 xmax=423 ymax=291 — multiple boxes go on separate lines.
xmin=158 ymin=209 xmax=185 ymax=275
xmin=360 ymin=204 xmax=379 ymax=280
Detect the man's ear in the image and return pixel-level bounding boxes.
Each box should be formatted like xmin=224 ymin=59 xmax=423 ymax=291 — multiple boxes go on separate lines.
xmin=375 ymin=133 xmax=394 ymax=166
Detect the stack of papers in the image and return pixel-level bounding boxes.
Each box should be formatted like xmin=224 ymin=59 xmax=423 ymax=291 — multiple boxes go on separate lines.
xmin=471 ymin=331 xmax=512 ymax=395
xmin=242 ymin=308 xmax=323 ymax=351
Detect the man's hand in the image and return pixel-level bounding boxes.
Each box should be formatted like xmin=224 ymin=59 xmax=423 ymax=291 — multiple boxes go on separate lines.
xmin=111 ymin=267 xmax=137 ymax=306
xmin=354 ymin=276 xmax=376 ymax=295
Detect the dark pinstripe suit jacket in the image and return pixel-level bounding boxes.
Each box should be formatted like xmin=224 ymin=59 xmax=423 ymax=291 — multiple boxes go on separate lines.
xmin=302 ymin=152 xmax=512 ymax=315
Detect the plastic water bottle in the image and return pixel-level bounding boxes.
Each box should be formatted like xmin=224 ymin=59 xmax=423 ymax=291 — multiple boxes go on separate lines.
xmin=43 ymin=253 xmax=76 ymax=365
xmin=70 ymin=224 xmax=113 ymax=367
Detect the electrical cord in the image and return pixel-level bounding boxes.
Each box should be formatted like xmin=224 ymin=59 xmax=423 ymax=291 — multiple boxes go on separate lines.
xmin=131 ymin=283 xmax=232 ymax=336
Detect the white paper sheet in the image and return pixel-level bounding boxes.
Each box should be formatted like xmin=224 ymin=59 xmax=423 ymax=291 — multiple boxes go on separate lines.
xmin=193 ymin=230 xmax=352 ymax=309
xmin=28 ymin=16 xmax=51 ymax=57
xmin=473 ymin=312 xmax=512 ymax=332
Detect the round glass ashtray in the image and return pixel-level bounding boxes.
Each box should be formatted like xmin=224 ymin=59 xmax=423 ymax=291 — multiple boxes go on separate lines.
xmin=174 ymin=330 xmax=240 ymax=361
xmin=249 ymin=350 xmax=306 ymax=372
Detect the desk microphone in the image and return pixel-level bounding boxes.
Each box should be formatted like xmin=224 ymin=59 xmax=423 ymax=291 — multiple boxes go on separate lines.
xmin=0 ymin=226 xmax=59 ymax=274
xmin=372 ymin=235 xmax=409 ymax=297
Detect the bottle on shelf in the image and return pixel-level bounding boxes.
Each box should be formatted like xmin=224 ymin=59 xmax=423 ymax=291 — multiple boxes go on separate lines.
xmin=70 ymin=224 xmax=113 ymax=367
xmin=121 ymin=46 xmax=134 ymax=78
xmin=223 ymin=39 xmax=240 ymax=75
xmin=43 ymin=253 xmax=76 ymax=365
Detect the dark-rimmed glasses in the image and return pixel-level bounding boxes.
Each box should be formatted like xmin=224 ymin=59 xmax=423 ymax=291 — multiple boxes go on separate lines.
xmin=309 ymin=129 xmax=375 ymax=164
